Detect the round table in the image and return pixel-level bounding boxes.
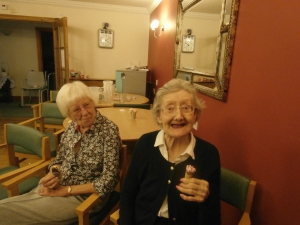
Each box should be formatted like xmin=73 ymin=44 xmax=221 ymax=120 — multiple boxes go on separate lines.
xmin=63 ymin=108 xmax=160 ymax=141
xmin=96 ymin=93 xmax=149 ymax=108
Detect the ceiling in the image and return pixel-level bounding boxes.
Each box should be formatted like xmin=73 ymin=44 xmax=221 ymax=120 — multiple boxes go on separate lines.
xmin=69 ymin=0 xmax=159 ymax=11
xmin=68 ymin=0 xmax=222 ymax=14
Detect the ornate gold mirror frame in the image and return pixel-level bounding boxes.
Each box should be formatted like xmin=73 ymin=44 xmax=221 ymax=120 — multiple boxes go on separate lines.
xmin=174 ymin=0 xmax=240 ymax=101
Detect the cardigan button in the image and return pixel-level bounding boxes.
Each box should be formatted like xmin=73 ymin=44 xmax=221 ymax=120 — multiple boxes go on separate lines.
xmin=168 ymin=180 xmax=171 ymax=184
xmin=172 ymin=218 xmax=176 ymax=221
xmin=170 ymin=166 xmax=174 ymax=170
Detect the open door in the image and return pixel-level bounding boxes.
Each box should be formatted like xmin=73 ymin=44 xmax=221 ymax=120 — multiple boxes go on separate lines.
xmin=53 ymin=17 xmax=69 ymax=89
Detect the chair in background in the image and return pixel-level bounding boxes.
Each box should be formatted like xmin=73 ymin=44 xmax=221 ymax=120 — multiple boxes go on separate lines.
xmin=31 ymin=102 xmax=65 ymax=131
xmin=0 ymin=123 xmax=51 ymax=199
xmin=74 ymin=144 xmax=128 ymax=225
xmin=113 ymin=103 xmax=152 ymax=110
xmin=21 ymin=71 xmax=46 ymax=106
xmin=220 ymin=167 xmax=257 ymax=225
xmin=15 ymin=117 xmax=64 ymax=163
xmin=50 ymin=90 xmax=58 ymax=102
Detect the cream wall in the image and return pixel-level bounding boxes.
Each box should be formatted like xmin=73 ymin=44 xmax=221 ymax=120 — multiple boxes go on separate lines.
xmin=181 ymin=13 xmax=219 ymax=73
xmin=0 ymin=0 xmax=150 ymax=96
xmin=0 ymin=21 xmax=51 ymax=96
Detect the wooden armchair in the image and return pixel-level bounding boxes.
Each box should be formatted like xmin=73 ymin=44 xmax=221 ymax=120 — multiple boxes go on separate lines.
xmin=49 ymin=90 xmax=58 ymax=102
xmin=31 ymin=97 xmax=65 ymax=131
xmin=1 ymin=145 xmax=128 ymax=225
xmin=74 ymin=144 xmax=128 ymax=225
xmin=1 ymin=159 xmax=54 ymax=199
xmin=220 ymin=167 xmax=257 ymax=225
xmin=0 ymin=123 xmax=51 ymax=199
xmin=15 ymin=117 xmax=64 ymax=162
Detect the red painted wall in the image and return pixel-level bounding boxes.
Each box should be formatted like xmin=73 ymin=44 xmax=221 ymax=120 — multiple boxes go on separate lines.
xmin=150 ymin=0 xmax=300 ymax=224
xmin=148 ymin=0 xmax=178 ymax=89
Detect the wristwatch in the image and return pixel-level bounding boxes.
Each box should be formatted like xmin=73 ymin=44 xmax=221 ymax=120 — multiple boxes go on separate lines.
xmin=68 ymin=186 xmax=72 ymax=196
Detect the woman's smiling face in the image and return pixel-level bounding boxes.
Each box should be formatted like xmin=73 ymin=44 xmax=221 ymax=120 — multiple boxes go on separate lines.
xmin=157 ymin=89 xmax=197 ymax=139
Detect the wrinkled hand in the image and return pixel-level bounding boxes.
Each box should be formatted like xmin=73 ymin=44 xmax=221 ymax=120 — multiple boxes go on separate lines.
xmin=176 ymin=178 xmax=210 ymax=202
xmin=37 ymin=184 xmax=68 ymax=197
xmin=40 ymin=172 xmax=60 ymax=189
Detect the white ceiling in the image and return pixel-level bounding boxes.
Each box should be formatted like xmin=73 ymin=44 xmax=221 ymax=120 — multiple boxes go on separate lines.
xmin=69 ymin=0 xmax=159 ymax=11
xmin=68 ymin=0 xmax=222 ymax=14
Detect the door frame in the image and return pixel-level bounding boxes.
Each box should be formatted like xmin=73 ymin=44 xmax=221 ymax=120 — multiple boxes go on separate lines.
xmin=0 ymin=14 xmax=69 ymax=90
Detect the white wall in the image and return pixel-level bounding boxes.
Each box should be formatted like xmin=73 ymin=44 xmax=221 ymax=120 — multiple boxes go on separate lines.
xmin=0 ymin=0 xmax=150 ymax=96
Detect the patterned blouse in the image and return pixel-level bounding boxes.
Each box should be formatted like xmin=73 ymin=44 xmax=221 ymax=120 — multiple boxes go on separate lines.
xmin=49 ymin=110 xmax=122 ymax=199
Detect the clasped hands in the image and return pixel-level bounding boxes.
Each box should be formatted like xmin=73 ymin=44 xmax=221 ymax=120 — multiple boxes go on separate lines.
xmin=176 ymin=178 xmax=210 ymax=203
xmin=37 ymin=172 xmax=66 ymax=197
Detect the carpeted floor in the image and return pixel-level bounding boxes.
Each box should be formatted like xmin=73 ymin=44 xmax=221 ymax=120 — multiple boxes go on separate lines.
xmin=0 ymin=102 xmax=33 ymax=118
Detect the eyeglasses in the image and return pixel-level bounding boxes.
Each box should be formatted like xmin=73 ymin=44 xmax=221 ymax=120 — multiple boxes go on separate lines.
xmin=70 ymin=102 xmax=93 ymax=115
xmin=161 ymin=105 xmax=195 ymax=117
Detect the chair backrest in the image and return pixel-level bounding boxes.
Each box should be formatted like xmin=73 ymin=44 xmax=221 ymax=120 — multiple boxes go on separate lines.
xmin=113 ymin=103 xmax=152 ymax=110
xmin=5 ymin=123 xmax=51 ymax=162
xmin=27 ymin=71 xmax=45 ymax=87
xmin=220 ymin=167 xmax=256 ymax=224
xmin=50 ymin=90 xmax=59 ymax=102
xmin=41 ymin=102 xmax=64 ymax=119
xmin=118 ymin=144 xmax=128 ymax=191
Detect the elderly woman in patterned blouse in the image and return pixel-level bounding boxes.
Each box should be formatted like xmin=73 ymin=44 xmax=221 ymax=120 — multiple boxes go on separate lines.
xmin=0 ymin=81 xmax=122 ymax=225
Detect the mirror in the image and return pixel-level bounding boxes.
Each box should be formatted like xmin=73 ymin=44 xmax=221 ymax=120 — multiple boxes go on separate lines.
xmin=175 ymin=0 xmax=240 ymax=101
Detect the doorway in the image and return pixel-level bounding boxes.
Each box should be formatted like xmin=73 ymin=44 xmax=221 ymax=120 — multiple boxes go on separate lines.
xmin=36 ymin=27 xmax=55 ymax=100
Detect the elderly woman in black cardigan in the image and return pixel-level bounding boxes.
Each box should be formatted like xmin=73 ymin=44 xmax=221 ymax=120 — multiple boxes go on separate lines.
xmin=120 ymin=79 xmax=221 ymax=225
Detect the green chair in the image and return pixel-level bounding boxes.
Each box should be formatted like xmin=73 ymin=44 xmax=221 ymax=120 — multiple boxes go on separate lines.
xmin=113 ymin=103 xmax=152 ymax=110
xmin=15 ymin=117 xmax=64 ymax=162
xmin=0 ymin=123 xmax=51 ymax=199
xmin=32 ymin=102 xmax=65 ymax=131
xmin=49 ymin=90 xmax=58 ymax=102
xmin=220 ymin=167 xmax=257 ymax=225
xmin=3 ymin=145 xmax=128 ymax=225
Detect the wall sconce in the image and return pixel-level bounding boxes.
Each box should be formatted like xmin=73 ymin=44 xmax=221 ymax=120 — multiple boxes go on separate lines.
xmin=150 ymin=20 xmax=164 ymax=38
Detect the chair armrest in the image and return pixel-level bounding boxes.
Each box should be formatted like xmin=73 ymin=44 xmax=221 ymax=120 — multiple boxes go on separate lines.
xmin=31 ymin=103 xmax=41 ymax=117
xmin=1 ymin=159 xmax=54 ymax=197
xmin=53 ymin=128 xmax=65 ymax=153
xmin=0 ymin=160 xmax=45 ymax=183
xmin=19 ymin=116 xmax=45 ymax=132
xmin=76 ymin=193 xmax=100 ymax=225
xmin=110 ymin=209 xmax=119 ymax=225
xmin=238 ymin=212 xmax=251 ymax=225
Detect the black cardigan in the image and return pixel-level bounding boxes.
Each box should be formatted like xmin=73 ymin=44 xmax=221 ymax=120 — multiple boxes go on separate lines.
xmin=120 ymin=131 xmax=221 ymax=225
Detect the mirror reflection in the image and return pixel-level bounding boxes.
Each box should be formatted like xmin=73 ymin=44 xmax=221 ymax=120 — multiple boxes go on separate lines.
xmin=175 ymin=0 xmax=240 ymax=101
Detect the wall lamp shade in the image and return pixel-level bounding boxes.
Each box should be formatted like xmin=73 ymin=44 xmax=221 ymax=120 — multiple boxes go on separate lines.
xmin=150 ymin=20 xmax=164 ymax=38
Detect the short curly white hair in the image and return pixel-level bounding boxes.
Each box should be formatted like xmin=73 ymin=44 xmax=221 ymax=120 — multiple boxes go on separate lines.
xmin=56 ymin=81 xmax=98 ymax=117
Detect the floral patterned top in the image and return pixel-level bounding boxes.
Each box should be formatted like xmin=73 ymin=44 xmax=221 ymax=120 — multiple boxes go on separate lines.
xmin=49 ymin=111 xmax=122 ymax=199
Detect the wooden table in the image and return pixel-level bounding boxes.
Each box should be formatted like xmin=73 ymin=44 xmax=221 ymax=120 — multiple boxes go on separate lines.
xmin=96 ymin=93 xmax=149 ymax=108
xmin=63 ymin=108 xmax=160 ymax=141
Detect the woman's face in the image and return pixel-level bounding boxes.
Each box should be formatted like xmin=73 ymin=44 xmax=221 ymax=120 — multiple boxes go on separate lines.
xmin=68 ymin=98 xmax=96 ymax=128
xmin=157 ymin=89 xmax=197 ymax=139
